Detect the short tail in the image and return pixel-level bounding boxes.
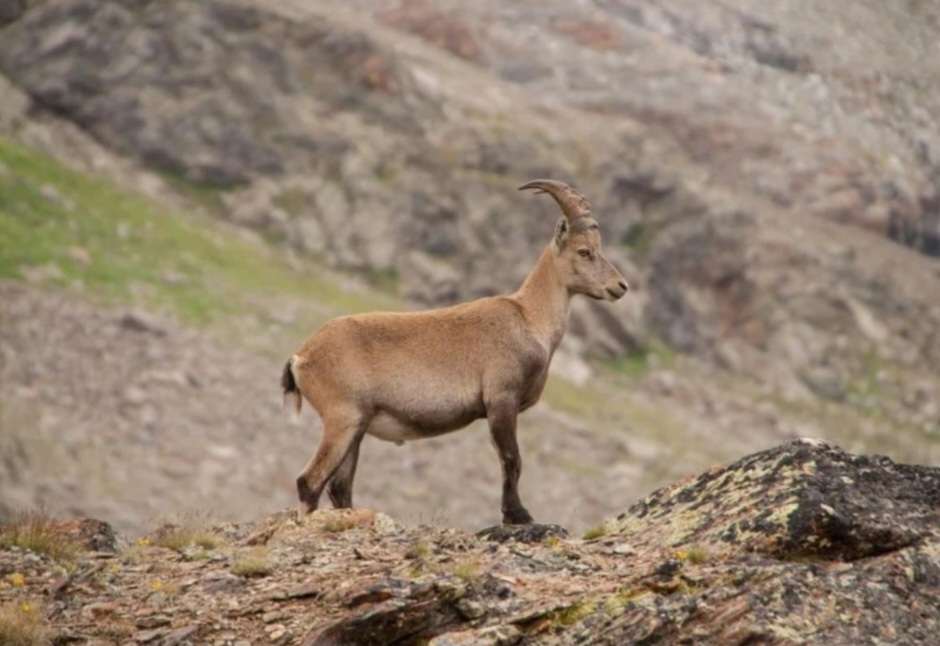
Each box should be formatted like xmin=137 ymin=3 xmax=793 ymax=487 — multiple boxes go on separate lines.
xmin=281 ymin=358 xmax=302 ymax=415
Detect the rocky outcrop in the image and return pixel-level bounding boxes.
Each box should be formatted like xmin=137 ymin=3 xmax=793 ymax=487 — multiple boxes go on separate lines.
xmin=610 ymin=438 xmax=940 ymax=562
xmin=2 ymin=440 xmax=939 ymax=645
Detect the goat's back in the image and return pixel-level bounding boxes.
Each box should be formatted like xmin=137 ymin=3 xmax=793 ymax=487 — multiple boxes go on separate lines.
xmin=291 ymin=296 xmax=547 ymax=417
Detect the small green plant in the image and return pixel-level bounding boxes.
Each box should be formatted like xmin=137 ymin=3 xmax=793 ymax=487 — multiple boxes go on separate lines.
xmin=231 ymin=546 xmax=271 ymax=578
xmin=0 ymin=509 xmax=79 ymax=562
xmin=677 ymin=579 xmax=708 ymax=596
xmin=608 ymin=586 xmax=653 ymax=610
xmin=408 ymin=540 xmax=431 ymax=559
xmin=0 ymin=601 xmax=55 ymax=646
xmin=451 ymin=560 xmax=480 ymax=583
xmin=550 ymin=600 xmax=597 ymax=627
xmin=119 ymin=545 xmax=148 ymax=565
xmin=686 ymin=545 xmax=710 ymax=565
xmin=582 ymin=523 xmax=607 ymax=541
xmin=542 ymin=534 xmax=562 ymax=548
xmin=402 ymin=540 xmax=434 ymax=578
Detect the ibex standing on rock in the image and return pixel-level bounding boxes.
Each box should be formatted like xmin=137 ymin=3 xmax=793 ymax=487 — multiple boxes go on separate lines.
xmin=282 ymin=180 xmax=628 ymax=524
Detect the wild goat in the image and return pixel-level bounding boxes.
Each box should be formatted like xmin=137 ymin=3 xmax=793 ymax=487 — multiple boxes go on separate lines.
xmin=281 ymin=179 xmax=628 ymax=524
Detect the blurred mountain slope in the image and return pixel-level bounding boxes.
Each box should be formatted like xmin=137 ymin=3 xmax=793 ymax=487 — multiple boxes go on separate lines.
xmin=1 ymin=0 xmax=939 ymax=531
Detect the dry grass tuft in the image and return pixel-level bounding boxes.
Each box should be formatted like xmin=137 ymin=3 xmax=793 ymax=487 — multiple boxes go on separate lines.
xmin=686 ymin=545 xmax=710 ymax=565
xmin=231 ymin=546 xmax=271 ymax=578
xmin=582 ymin=523 xmax=607 ymax=541
xmin=451 ymin=560 xmax=481 ymax=583
xmin=408 ymin=540 xmax=431 ymax=559
xmin=321 ymin=516 xmax=361 ymax=534
xmin=0 ymin=601 xmax=55 ymax=646
xmin=550 ymin=600 xmax=597 ymax=627
xmin=150 ymin=513 xmax=224 ymax=552
xmin=0 ymin=509 xmax=79 ymax=562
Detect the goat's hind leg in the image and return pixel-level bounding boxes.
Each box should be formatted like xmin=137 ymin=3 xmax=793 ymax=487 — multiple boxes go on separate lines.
xmin=296 ymin=410 xmax=368 ymax=514
xmin=327 ymin=433 xmax=363 ymax=509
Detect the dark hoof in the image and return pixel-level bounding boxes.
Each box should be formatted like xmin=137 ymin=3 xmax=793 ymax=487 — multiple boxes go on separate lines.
xmin=296 ymin=476 xmax=318 ymax=513
xmin=503 ymin=508 xmax=534 ymax=525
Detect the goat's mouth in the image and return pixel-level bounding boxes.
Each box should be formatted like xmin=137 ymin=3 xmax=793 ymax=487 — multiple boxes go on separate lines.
xmin=605 ymin=282 xmax=629 ymax=301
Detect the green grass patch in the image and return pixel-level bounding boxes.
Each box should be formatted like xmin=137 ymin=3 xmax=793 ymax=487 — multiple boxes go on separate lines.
xmin=0 ymin=136 xmax=398 ymax=333
xmin=606 ymin=352 xmax=650 ymax=379
xmin=604 ymin=340 xmax=677 ymax=380
xmin=542 ymin=375 xmax=684 ymax=443
xmin=155 ymin=167 xmax=232 ymax=213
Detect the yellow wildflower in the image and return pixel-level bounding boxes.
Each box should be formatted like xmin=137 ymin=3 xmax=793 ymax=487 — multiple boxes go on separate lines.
xmin=151 ymin=580 xmax=163 ymax=591
xmin=137 ymin=537 xmax=151 ymax=547
xmin=20 ymin=602 xmax=32 ymax=613
xmin=675 ymin=550 xmax=688 ymax=561
xmin=9 ymin=572 xmax=25 ymax=587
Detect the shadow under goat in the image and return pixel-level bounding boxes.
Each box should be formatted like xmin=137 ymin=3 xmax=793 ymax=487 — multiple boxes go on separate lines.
xmin=281 ymin=179 xmax=629 ymax=525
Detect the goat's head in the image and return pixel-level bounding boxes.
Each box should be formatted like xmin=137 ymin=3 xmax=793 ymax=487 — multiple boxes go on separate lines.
xmin=519 ymin=179 xmax=629 ymax=301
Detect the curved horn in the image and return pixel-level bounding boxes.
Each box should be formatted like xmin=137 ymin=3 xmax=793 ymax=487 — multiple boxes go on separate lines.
xmin=518 ymin=179 xmax=592 ymax=222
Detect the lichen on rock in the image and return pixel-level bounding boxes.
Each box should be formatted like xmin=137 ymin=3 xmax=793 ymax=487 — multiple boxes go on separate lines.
xmin=4 ymin=440 xmax=940 ymax=645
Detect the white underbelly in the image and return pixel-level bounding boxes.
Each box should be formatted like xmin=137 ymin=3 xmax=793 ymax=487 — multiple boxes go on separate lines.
xmin=366 ymin=413 xmax=423 ymax=445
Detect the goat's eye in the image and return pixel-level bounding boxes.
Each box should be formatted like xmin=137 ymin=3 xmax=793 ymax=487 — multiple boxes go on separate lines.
xmin=577 ymin=248 xmax=591 ymax=258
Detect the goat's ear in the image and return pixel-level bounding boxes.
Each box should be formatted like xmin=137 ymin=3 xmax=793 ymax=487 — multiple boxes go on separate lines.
xmin=553 ymin=217 xmax=568 ymax=248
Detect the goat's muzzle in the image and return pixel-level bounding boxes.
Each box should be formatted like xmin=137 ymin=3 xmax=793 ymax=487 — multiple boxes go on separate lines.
xmin=606 ymin=280 xmax=629 ymax=301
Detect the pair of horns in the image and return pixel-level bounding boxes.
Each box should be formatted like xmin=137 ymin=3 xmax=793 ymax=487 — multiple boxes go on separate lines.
xmin=519 ymin=179 xmax=592 ymax=222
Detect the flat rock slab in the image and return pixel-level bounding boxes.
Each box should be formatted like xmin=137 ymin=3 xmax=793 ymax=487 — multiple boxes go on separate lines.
xmin=476 ymin=524 xmax=569 ymax=544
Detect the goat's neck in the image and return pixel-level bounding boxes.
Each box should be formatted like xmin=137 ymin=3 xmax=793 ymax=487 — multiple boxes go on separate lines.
xmin=513 ymin=245 xmax=571 ymax=354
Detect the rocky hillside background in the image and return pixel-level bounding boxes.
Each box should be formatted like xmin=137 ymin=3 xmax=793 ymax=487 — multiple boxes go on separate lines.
xmin=1 ymin=0 xmax=940 ymax=534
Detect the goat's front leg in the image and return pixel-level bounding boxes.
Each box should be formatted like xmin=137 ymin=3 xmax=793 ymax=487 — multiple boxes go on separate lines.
xmin=486 ymin=397 xmax=534 ymax=525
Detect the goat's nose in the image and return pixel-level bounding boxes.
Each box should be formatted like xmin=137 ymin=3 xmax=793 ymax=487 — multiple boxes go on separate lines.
xmin=618 ymin=280 xmax=629 ymax=292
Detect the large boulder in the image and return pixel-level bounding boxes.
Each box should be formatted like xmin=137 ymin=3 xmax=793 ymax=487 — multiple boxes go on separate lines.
xmin=564 ymin=438 xmax=940 ymax=645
